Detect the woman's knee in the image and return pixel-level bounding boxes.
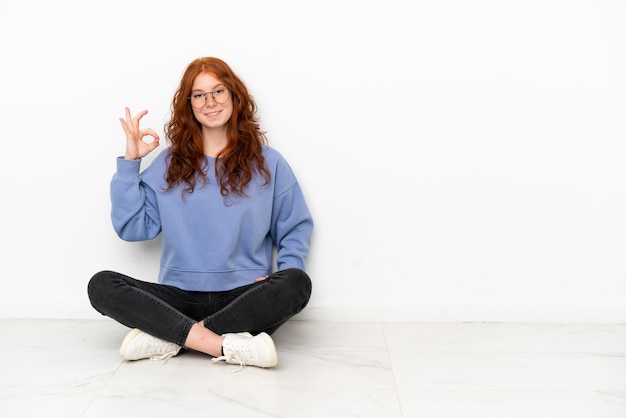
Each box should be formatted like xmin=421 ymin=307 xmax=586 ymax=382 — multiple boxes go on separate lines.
xmin=87 ymin=270 xmax=117 ymax=307
xmin=295 ymin=268 xmax=312 ymax=296
xmin=278 ymin=268 xmax=312 ymax=307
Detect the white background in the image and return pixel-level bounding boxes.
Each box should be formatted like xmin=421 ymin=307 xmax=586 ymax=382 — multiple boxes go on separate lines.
xmin=1 ymin=0 xmax=624 ymax=322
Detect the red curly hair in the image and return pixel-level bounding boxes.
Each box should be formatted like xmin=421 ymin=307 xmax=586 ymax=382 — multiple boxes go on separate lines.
xmin=164 ymin=57 xmax=270 ymax=197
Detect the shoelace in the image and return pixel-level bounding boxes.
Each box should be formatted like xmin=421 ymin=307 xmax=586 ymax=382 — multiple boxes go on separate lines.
xmin=149 ymin=350 xmax=179 ymax=363
xmin=145 ymin=340 xmax=181 ymax=363
xmin=212 ymin=351 xmax=246 ymax=372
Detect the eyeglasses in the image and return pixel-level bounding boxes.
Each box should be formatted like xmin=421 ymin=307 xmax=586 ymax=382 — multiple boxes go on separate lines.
xmin=188 ymin=87 xmax=230 ymax=108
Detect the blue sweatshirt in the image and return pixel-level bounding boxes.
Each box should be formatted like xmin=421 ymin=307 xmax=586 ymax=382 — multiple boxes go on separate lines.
xmin=110 ymin=145 xmax=313 ymax=291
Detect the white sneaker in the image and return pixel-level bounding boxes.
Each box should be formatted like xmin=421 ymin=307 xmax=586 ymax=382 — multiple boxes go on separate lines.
xmin=213 ymin=332 xmax=278 ymax=368
xmin=119 ymin=328 xmax=182 ymax=361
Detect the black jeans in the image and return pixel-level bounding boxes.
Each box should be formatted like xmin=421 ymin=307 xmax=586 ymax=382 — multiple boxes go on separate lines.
xmin=87 ymin=268 xmax=312 ymax=347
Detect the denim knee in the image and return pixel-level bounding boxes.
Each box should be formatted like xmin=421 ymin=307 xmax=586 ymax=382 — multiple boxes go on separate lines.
xmin=280 ymin=268 xmax=312 ymax=310
xmin=87 ymin=270 xmax=116 ymax=312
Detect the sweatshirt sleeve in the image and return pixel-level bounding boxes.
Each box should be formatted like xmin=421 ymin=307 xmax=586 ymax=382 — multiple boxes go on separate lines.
xmin=110 ymin=157 xmax=162 ymax=241
xmin=270 ymin=158 xmax=314 ymax=271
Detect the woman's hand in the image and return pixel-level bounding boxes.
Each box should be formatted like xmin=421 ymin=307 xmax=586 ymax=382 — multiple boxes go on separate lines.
xmin=119 ymin=107 xmax=160 ymax=160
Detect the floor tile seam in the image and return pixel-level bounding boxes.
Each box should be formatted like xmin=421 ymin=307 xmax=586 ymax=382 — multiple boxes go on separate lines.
xmin=78 ymin=360 xmax=125 ymax=417
xmin=380 ymin=321 xmax=408 ymax=418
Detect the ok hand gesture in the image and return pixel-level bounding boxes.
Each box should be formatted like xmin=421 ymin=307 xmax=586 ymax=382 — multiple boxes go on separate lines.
xmin=119 ymin=107 xmax=161 ymax=160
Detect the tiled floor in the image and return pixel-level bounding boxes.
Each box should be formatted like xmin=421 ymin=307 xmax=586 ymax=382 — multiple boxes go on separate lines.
xmin=1 ymin=319 xmax=625 ymax=417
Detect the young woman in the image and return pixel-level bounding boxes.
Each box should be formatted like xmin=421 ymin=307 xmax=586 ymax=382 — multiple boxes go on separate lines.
xmin=88 ymin=57 xmax=313 ymax=368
